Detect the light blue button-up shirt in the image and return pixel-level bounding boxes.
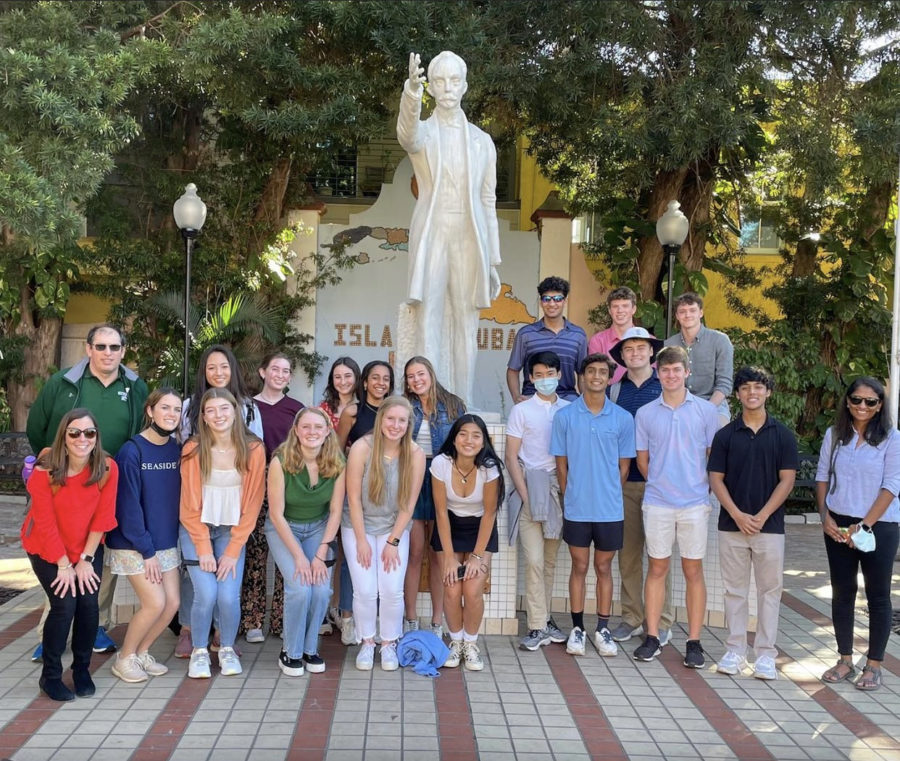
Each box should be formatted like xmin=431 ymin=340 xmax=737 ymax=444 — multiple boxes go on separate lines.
xmin=815 ymin=427 xmax=900 ymax=523
xmin=635 ymin=391 xmax=720 ymax=508
xmin=550 ymin=396 xmax=635 ymax=522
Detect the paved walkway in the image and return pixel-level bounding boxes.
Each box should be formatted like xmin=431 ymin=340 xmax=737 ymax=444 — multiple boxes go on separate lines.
xmin=0 ymin=523 xmax=898 ymax=761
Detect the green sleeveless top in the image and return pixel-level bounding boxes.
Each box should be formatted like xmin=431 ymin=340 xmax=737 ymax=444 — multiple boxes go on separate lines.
xmin=279 ymin=455 xmax=337 ymax=523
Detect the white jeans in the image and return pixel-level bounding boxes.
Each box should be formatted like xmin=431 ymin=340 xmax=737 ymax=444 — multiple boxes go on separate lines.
xmin=341 ymin=527 xmax=409 ymax=642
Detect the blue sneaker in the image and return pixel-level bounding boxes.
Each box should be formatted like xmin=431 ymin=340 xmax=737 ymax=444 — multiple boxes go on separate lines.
xmin=31 ymin=643 xmax=42 ymax=662
xmin=93 ymin=626 xmax=117 ymax=654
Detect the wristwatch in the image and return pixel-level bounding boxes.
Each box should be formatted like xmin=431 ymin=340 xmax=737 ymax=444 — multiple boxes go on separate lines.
xmin=80 ymin=552 xmax=95 ymax=563
xmin=387 ymin=536 xmax=400 ymax=547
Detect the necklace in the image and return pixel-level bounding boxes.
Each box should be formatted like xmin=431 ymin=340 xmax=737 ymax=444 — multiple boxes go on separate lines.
xmin=364 ymin=401 xmax=379 ymax=414
xmin=454 ymin=462 xmax=476 ymax=484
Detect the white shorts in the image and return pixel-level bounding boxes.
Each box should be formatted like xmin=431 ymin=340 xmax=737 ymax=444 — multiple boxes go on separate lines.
xmin=642 ymin=503 xmax=711 ymax=560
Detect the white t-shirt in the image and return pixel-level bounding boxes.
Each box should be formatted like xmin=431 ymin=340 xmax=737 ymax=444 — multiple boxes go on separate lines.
xmin=430 ymin=453 xmax=499 ymax=518
xmin=506 ymin=395 xmax=570 ymax=471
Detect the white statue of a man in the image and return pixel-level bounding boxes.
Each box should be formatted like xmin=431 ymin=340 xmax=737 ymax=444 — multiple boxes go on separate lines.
xmin=397 ymin=51 xmax=502 ymax=404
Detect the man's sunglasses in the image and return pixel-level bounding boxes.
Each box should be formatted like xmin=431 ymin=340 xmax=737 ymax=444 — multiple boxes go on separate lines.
xmin=848 ymin=395 xmax=880 ymax=408
xmin=91 ymin=343 xmax=122 ymax=352
xmin=540 ymin=295 xmax=566 ymax=303
xmin=67 ymin=428 xmax=98 ymax=440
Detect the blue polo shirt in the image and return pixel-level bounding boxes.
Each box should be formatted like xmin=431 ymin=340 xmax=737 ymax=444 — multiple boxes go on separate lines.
xmin=550 ymin=396 xmax=636 ymax=522
xmin=609 ymin=370 xmax=662 ymax=482
xmin=508 ymin=319 xmax=588 ymax=400
xmin=635 ymin=391 xmax=719 ymax=508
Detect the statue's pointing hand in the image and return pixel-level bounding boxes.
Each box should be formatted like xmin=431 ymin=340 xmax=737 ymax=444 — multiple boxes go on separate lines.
xmin=408 ymin=52 xmax=426 ymax=93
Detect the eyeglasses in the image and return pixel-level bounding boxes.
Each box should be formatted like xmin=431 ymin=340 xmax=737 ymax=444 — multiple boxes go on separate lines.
xmin=541 ymin=294 xmax=566 ymax=303
xmin=66 ymin=428 xmax=98 ymax=440
xmin=848 ymin=395 xmax=880 ymax=408
xmin=91 ymin=343 xmax=122 ymax=353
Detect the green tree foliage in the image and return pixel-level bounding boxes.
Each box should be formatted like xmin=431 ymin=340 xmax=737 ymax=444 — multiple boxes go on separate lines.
xmin=732 ymin=2 xmax=900 ymax=446
xmin=82 ymin=0 xmax=486 ymax=393
xmin=482 ymin=0 xmax=899 ymax=443
xmin=483 ymin=0 xmax=774 ymax=324
xmin=0 ymin=0 xmax=147 ymax=429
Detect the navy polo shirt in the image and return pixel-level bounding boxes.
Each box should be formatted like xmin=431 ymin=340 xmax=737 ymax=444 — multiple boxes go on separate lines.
xmin=609 ymin=371 xmax=662 ymax=482
xmin=707 ymin=414 xmax=799 ymax=534
xmin=508 ymin=319 xmax=588 ymax=401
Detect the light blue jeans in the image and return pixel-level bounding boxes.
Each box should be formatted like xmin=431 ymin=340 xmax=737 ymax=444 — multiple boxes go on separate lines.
xmin=180 ymin=525 xmax=245 ymax=649
xmin=265 ymin=516 xmax=332 ymax=659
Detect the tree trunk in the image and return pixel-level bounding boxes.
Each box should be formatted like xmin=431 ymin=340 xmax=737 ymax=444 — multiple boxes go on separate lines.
xmin=678 ymin=149 xmax=717 ymax=273
xmin=9 ymin=282 xmax=62 ymax=431
xmin=637 ymin=167 xmax=689 ymax=300
xmin=253 ymin=156 xmax=293 ymax=227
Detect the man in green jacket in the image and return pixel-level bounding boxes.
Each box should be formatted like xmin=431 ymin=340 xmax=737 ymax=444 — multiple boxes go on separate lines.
xmin=26 ymin=323 xmax=149 ymax=658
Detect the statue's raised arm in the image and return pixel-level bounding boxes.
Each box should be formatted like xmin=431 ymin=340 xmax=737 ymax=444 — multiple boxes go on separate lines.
xmin=407 ymin=52 xmax=425 ymax=94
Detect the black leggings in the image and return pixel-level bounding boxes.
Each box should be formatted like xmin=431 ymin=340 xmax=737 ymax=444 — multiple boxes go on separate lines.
xmin=28 ymin=552 xmax=103 ymax=682
xmin=824 ymin=512 xmax=898 ymax=661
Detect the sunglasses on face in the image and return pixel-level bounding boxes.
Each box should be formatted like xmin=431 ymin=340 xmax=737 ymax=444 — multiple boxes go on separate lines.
xmin=541 ymin=294 xmax=565 ymax=303
xmin=91 ymin=343 xmax=122 ymax=353
xmin=848 ymin=395 xmax=880 ymax=408
xmin=66 ymin=428 xmax=98 ymax=440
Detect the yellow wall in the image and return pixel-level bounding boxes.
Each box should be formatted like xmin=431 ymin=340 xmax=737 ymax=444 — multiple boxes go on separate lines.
xmin=581 ymin=253 xmax=783 ymax=333
xmin=65 ymin=293 xmax=110 ymax=324
xmin=516 ymin=137 xmax=556 ymax=232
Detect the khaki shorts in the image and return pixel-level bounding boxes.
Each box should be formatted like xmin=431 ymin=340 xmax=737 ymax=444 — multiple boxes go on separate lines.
xmin=642 ymin=503 xmax=711 ymax=560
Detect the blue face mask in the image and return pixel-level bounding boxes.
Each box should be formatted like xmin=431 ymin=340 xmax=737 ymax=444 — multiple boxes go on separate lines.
xmin=533 ymin=377 xmax=559 ymax=396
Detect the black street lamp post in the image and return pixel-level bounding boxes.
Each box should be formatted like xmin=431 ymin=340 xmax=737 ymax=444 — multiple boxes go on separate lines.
xmin=655 ymin=200 xmax=690 ymax=338
xmin=172 ymin=183 xmax=207 ymax=398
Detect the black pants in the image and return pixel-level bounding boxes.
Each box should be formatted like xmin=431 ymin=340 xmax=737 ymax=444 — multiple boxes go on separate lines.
xmin=28 ymin=551 xmax=103 ymax=682
xmin=824 ymin=512 xmax=898 ymax=661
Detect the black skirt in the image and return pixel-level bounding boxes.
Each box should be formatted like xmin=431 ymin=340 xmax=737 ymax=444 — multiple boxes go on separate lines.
xmin=431 ymin=511 xmax=499 ymax=554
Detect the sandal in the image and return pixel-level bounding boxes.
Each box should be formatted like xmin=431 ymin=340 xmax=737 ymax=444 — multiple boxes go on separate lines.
xmin=855 ymin=665 xmax=882 ymax=691
xmin=821 ymin=659 xmax=856 ymax=683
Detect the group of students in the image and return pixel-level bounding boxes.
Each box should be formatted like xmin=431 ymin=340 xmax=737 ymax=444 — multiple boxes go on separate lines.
xmin=505 ymin=301 xmax=897 ymax=691
xmin=21 ymin=305 xmax=900 ymax=702
xmin=22 ymin=345 xmax=504 ymax=700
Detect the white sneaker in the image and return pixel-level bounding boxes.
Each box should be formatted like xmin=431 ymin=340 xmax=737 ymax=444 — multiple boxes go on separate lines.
xmin=245 ymin=628 xmax=265 ymax=643
xmin=218 ymin=646 xmax=242 ymax=676
xmin=566 ymin=626 xmax=586 ymax=656
xmin=136 ymin=651 xmax=168 ymax=676
xmin=341 ymin=616 xmax=359 ymax=646
xmin=462 ymin=641 xmax=484 ymax=671
xmin=111 ymin=653 xmax=148 ymax=683
xmin=593 ymin=628 xmax=618 ymax=657
xmin=753 ymin=655 xmax=777 ymax=680
xmin=444 ymin=639 xmax=463 ymax=668
xmin=188 ymin=648 xmax=211 ymax=679
xmin=403 ymin=618 xmax=419 ymax=634
xmin=431 ymin=622 xmax=444 ymax=639
xmin=380 ymin=641 xmax=399 ymax=671
xmin=356 ymin=642 xmax=375 ymax=671
xmin=716 ymin=650 xmax=748 ymax=676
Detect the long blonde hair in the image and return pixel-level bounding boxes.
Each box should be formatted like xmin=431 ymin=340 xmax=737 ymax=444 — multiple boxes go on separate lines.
xmin=276 ymin=407 xmax=345 ymax=479
xmin=367 ymin=396 xmax=414 ymax=509
xmin=184 ymin=388 xmax=262 ymax=480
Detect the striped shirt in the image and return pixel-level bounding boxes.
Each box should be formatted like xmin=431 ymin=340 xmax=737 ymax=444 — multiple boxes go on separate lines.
xmin=508 ymin=319 xmax=588 ymax=401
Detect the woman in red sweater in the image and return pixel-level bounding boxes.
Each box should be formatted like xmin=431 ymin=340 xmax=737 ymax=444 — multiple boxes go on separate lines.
xmin=22 ymin=408 xmax=118 ymax=702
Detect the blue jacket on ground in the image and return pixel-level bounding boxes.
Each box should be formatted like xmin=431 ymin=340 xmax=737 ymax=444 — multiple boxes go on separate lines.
xmin=398 ymin=630 xmax=450 ymax=677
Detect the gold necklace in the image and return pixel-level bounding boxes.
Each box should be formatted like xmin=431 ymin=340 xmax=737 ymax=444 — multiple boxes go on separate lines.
xmin=454 ymin=462 xmax=476 ymax=484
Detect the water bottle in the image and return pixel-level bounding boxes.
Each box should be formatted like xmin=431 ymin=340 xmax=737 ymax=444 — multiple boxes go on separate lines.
xmin=21 ymin=455 xmax=36 ymax=484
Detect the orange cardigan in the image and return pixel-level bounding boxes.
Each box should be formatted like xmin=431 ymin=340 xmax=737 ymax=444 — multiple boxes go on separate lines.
xmin=179 ymin=440 xmax=265 ymax=559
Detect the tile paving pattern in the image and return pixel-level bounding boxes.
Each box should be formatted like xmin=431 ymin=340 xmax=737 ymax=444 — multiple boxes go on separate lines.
xmin=0 ymin=525 xmax=898 ymax=760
